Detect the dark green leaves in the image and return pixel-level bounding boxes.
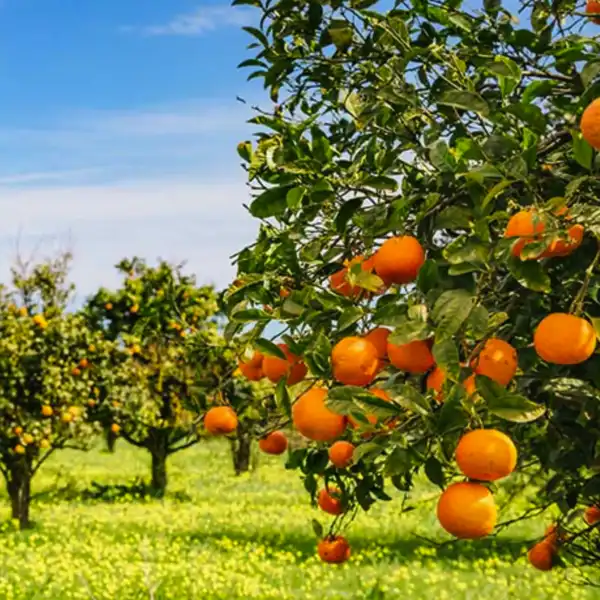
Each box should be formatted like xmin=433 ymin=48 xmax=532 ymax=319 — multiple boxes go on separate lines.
xmin=572 ymin=131 xmax=593 ymax=171
xmin=438 ymin=91 xmax=490 ymax=116
xmin=255 ymin=338 xmax=286 ymax=359
xmin=476 ymin=376 xmax=546 ymax=422
xmin=508 ymin=259 xmax=550 ymax=293
xmin=431 ymin=289 xmax=475 ymax=339
xmin=250 ymin=186 xmax=291 ymax=218
xmin=424 ymin=457 xmax=445 ymax=489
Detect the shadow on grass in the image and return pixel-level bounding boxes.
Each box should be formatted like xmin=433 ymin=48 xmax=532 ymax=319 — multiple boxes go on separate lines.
xmin=31 ymin=479 xmax=193 ymax=504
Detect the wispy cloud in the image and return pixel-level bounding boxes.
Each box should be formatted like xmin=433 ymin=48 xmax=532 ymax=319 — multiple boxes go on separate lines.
xmin=123 ymin=5 xmax=255 ymax=37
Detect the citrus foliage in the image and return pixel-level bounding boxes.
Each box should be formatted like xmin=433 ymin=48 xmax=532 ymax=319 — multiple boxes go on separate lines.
xmin=228 ymin=0 xmax=600 ymax=570
xmin=0 ymin=253 xmax=118 ymax=527
xmin=84 ymin=258 xmax=222 ymax=495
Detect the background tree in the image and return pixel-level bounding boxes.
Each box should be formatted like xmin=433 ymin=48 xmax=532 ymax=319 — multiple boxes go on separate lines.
xmin=84 ymin=257 xmax=220 ymax=497
xmin=228 ymin=0 xmax=600 ymax=572
xmin=0 ymin=252 xmax=117 ymax=528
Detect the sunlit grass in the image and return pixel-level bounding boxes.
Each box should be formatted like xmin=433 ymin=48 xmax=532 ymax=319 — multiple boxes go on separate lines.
xmin=0 ymin=440 xmax=593 ymax=599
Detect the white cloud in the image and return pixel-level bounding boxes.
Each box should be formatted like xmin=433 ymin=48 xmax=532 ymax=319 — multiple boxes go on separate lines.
xmin=0 ymin=178 xmax=257 ymax=298
xmin=124 ymin=5 xmax=255 ymax=37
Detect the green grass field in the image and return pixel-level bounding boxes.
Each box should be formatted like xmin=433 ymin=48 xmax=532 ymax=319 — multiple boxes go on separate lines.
xmin=0 ymin=440 xmax=594 ymax=600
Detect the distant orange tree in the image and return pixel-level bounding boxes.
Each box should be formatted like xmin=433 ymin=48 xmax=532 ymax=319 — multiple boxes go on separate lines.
xmin=0 ymin=253 xmax=117 ymax=528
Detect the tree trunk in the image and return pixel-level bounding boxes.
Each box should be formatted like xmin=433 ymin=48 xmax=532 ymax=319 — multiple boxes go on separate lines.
xmin=7 ymin=462 xmax=32 ymax=529
xmin=231 ymin=430 xmax=252 ymax=476
xmin=150 ymin=440 xmax=168 ymax=498
xmin=105 ymin=427 xmax=117 ymax=453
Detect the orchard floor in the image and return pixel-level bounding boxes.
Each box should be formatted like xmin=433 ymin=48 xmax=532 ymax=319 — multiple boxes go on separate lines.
xmin=0 ymin=440 xmax=596 ymax=600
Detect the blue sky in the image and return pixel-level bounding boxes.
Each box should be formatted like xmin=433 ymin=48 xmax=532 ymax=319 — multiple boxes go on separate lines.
xmin=0 ymin=1 xmax=263 ymax=302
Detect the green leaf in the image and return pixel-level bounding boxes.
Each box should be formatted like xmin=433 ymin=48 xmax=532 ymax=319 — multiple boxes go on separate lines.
xmin=286 ymin=186 xmax=306 ymax=210
xmin=435 ymin=206 xmax=472 ymax=229
xmin=231 ymin=309 xmax=272 ymax=322
xmin=438 ymin=90 xmax=490 ymax=116
xmin=362 ymin=175 xmax=398 ymax=191
xmin=466 ymin=305 xmax=489 ymax=338
xmin=308 ymin=332 xmax=332 ymax=377
xmin=338 ymin=306 xmax=364 ymax=331
xmin=508 ymin=259 xmax=550 ymax=293
xmin=424 ymin=457 xmax=445 ymax=489
xmin=431 ymin=289 xmax=475 ymax=340
xmin=255 ymin=338 xmax=286 ymax=359
xmin=432 ymin=339 xmax=459 ymax=375
xmin=476 ymin=375 xmax=546 ymax=422
xmin=582 ymin=61 xmax=600 ymax=88
xmin=275 ymin=378 xmax=292 ymax=418
xmin=387 ymin=384 xmax=431 ymax=415
xmin=482 ymin=179 xmax=512 ymax=209
xmin=249 ymin=186 xmax=291 ymax=218
xmin=572 ymin=130 xmax=593 ymax=171
xmin=328 ymin=19 xmax=353 ymax=50
xmin=281 ymin=297 xmax=304 ymax=317
xmin=388 ymin=319 xmax=432 ymax=345
xmin=417 ymin=260 xmax=440 ymax=294
xmin=385 ymin=447 xmax=412 ymax=476
xmin=335 ymin=198 xmax=362 ymax=233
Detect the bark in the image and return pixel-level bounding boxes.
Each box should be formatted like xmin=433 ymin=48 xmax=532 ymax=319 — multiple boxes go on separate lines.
xmin=7 ymin=462 xmax=32 ymax=529
xmin=149 ymin=433 xmax=169 ymax=497
xmin=105 ymin=427 xmax=117 ymax=453
xmin=230 ymin=430 xmax=252 ymax=476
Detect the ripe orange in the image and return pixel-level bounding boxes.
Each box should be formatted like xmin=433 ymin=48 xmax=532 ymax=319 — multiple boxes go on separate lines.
xmin=387 ymin=339 xmax=434 ymax=374
xmin=470 ymin=338 xmax=517 ymax=386
xmin=262 ymin=344 xmax=308 ymax=385
xmin=426 ymin=366 xmax=446 ymax=402
xmin=455 ymin=429 xmax=517 ymax=481
xmin=437 ymin=482 xmax=497 ymax=539
xmin=534 ymin=313 xmax=597 ymax=365
xmin=584 ymin=505 xmax=600 ymax=525
xmin=204 ymin=406 xmax=238 ymax=435
xmin=328 ymin=441 xmax=354 ymax=468
xmin=331 ymin=337 xmax=379 ymax=386
xmin=14 ymin=444 xmax=25 ymax=455
xmin=238 ymin=350 xmax=264 ymax=382
xmin=542 ymin=224 xmax=585 ymax=258
xmin=587 ymin=0 xmax=600 ymax=23
xmin=528 ymin=541 xmax=555 ymax=571
xmin=317 ymin=536 xmax=351 ymax=564
xmin=292 ymin=387 xmax=347 ymax=442
xmin=41 ymin=405 xmax=53 ymax=417
xmin=259 ymin=431 xmax=288 ymax=455
xmin=373 ymin=236 xmax=425 ymax=285
xmin=105 ymin=303 xmax=113 ymax=310
xmin=329 ymin=255 xmax=383 ymax=298
xmin=79 ymin=358 xmax=89 ymax=369
xmin=463 ymin=374 xmax=477 ymax=398
xmin=22 ymin=433 xmax=34 ymax=445
xmin=111 ymin=423 xmax=121 ymax=435
xmin=72 ymin=367 xmax=81 ymax=377
xmin=581 ymin=98 xmax=600 ymax=149
xmin=279 ymin=287 xmax=291 ymax=299
xmin=544 ymin=523 xmax=564 ymax=549
xmin=364 ymin=327 xmax=390 ymax=371
xmin=13 ymin=426 xmax=22 ymax=436
xmin=504 ymin=210 xmax=546 ymax=259
xmin=318 ymin=487 xmax=345 ymax=515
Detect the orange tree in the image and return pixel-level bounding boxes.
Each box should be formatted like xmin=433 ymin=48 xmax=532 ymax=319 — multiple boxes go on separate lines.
xmin=228 ymin=0 xmax=600 ymax=571
xmin=84 ymin=257 xmax=222 ymax=497
xmin=0 ymin=253 xmax=118 ymax=528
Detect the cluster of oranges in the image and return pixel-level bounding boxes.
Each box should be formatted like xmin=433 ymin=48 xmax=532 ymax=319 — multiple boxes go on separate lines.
xmin=237 ymin=345 xmax=307 ymax=386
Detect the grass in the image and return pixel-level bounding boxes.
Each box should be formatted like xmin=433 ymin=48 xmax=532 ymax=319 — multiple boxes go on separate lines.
xmin=0 ymin=440 xmax=594 ymax=600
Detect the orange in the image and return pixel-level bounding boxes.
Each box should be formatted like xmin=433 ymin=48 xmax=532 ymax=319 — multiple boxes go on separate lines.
xmin=79 ymin=358 xmax=89 ymax=368
xmin=544 ymin=523 xmax=564 ymax=550
xmin=463 ymin=374 xmax=477 ymax=397
xmin=259 ymin=431 xmax=288 ymax=455
xmin=504 ymin=210 xmax=545 ymax=259
xmin=238 ymin=350 xmax=264 ymax=382
xmin=292 ymin=387 xmax=346 ymax=442
xmin=279 ymin=287 xmax=291 ymax=298
xmin=111 ymin=423 xmax=121 ymax=435
xmin=455 ymin=429 xmax=517 ymax=481
xmin=373 ymin=236 xmax=425 ymax=285
xmin=41 ymin=405 xmax=53 ymax=417
xmin=328 ymin=441 xmax=354 ymax=468
xmin=584 ymin=505 xmax=600 ymax=525
xmin=329 ymin=255 xmax=383 ymax=298
xmin=364 ymin=327 xmax=390 ymax=371
xmin=587 ymin=0 xmax=600 ymax=24
xmin=581 ymin=98 xmax=600 ymax=149
xmin=318 ymin=487 xmax=345 ymax=515
xmin=317 ymin=536 xmax=350 ymax=564
xmin=331 ymin=337 xmax=379 ymax=386
xmin=528 ymin=541 xmax=555 ymax=571
xmin=470 ymin=338 xmax=517 ymax=386
xmin=534 ymin=313 xmax=597 ymax=365
xmin=542 ymin=224 xmax=585 ymax=258
xmin=437 ymin=482 xmax=497 ymax=539
xmin=204 ymin=406 xmax=238 ymax=435
xmin=387 ymin=339 xmax=434 ymax=374
xmin=426 ymin=366 xmax=446 ymax=402
xmin=262 ymin=344 xmax=308 ymax=385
